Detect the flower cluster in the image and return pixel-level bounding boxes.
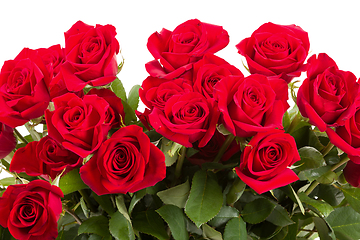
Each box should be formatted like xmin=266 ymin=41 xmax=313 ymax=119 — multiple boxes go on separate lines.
xmin=1 ymin=19 xmax=360 ymax=240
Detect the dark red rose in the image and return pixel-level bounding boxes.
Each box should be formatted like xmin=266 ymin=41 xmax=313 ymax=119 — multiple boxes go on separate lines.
xmin=45 ymin=93 xmax=110 ymax=158
xmin=235 ymin=130 xmax=300 ymax=194
xmin=10 ymin=135 xmax=82 ymax=180
xmin=146 ymin=19 xmax=229 ymax=80
xmin=215 ymin=74 xmax=289 ymax=138
xmin=80 ymin=125 xmax=166 ymax=195
xmin=192 ymin=53 xmax=243 ymax=99
xmin=62 ymin=21 xmax=120 ymax=91
xmin=0 ymin=180 xmax=63 ymax=240
xmin=236 ymin=22 xmax=310 ymax=83
xmin=139 ymin=76 xmax=193 ymax=110
xmin=327 ymin=104 xmax=360 ymax=163
xmin=148 ymin=92 xmax=220 ymax=148
xmin=0 ymin=48 xmax=51 ymax=128
xmin=297 ymin=53 xmax=359 ymax=132
xmin=343 ymin=160 xmax=360 ymax=188
xmin=0 ymin=122 xmax=16 ymax=159
xmin=87 ymin=88 xmax=125 ymax=128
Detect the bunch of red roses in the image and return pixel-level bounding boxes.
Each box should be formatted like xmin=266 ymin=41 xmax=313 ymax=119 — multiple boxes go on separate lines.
xmin=1 ymin=19 xmax=360 ymax=240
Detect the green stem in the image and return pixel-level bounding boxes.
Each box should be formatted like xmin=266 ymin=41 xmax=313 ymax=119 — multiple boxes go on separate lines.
xmin=25 ymin=122 xmax=41 ymax=141
xmin=213 ymin=134 xmax=236 ymax=163
xmin=305 ymin=154 xmax=350 ymax=195
xmin=321 ymin=142 xmax=334 ymax=156
xmin=175 ymin=146 xmax=187 ymax=180
xmin=63 ymin=206 xmax=82 ymax=225
xmin=14 ymin=128 xmax=28 ymax=144
xmin=78 ymin=189 xmax=97 ymax=213
xmin=286 ymin=113 xmax=302 ymax=134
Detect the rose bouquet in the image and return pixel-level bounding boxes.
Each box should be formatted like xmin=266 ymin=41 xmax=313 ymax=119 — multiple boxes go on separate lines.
xmin=1 ymin=19 xmax=360 ymax=240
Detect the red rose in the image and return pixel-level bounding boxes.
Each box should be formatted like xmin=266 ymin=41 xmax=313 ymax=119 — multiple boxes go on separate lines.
xmin=192 ymin=53 xmax=243 ymax=99
xmin=236 ymin=22 xmax=309 ymax=83
xmin=146 ymin=19 xmax=229 ymax=80
xmin=87 ymin=88 xmax=125 ymax=128
xmin=343 ymin=160 xmax=360 ymax=188
xmin=10 ymin=135 xmax=82 ymax=180
xmin=80 ymin=125 xmax=166 ymax=195
xmin=0 ymin=180 xmax=63 ymax=240
xmin=215 ymin=74 xmax=289 ymax=137
xmin=62 ymin=21 xmax=120 ymax=91
xmin=327 ymin=105 xmax=360 ymax=163
xmin=0 ymin=122 xmax=16 ymax=159
xmin=297 ymin=53 xmax=359 ymax=132
xmin=45 ymin=93 xmax=110 ymax=158
xmin=235 ymin=130 xmax=300 ymax=194
xmin=148 ymin=92 xmax=220 ymax=148
xmin=0 ymin=48 xmax=51 ymax=128
xmin=37 ymin=44 xmax=65 ymax=79
xmin=139 ymin=76 xmax=193 ymax=110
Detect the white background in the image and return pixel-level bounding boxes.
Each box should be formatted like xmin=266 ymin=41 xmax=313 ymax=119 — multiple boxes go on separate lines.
xmin=1 ymin=0 xmax=360 ymax=180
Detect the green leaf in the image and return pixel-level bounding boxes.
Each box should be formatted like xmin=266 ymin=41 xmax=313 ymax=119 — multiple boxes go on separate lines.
xmin=226 ymin=178 xmax=246 ymax=205
xmin=121 ymin=99 xmax=137 ymax=125
xmin=157 ymin=180 xmax=190 ymax=209
xmin=92 ymin=193 xmax=115 ymax=215
xmin=266 ymin=204 xmax=295 ymax=227
xmin=326 ymin=206 xmax=360 ymax=240
xmin=301 ymin=165 xmax=332 ymax=182
xmin=80 ymin=197 xmax=90 ymax=218
xmin=56 ymin=226 xmax=79 ymax=240
xmin=185 ymin=170 xmax=223 ymax=228
xmin=0 ymin=177 xmax=16 ymax=187
xmin=59 ymin=169 xmax=89 ymax=195
xmin=88 ymin=234 xmax=112 ymax=240
xmin=156 ymin=205 xmax=188 ymax=240
xmin=313 ymin=217 xmax=336 ymax=240
xmin=202 ymin=224 xmax=223 ymax=240
xmin=294 ymin=146 xmax=325 ymax=171
xmin=78 ymin=215 xmax=110 ymax=237
xmin=298 ymin=192 xmax=333 ymax=217
xmin=317 ymin=184 xmax=344 ymax=206
xmin=128 ymin=189 xmax=146 ymax=215
xmin=115 ymin=194 xmax=131 ymax=222
xmin=317 ymin=170 xmax=338 ymax=184
xmin=241 ymin=198 xmax=276 ymax=224
xmin=282 ymin=111 xmax=291 ymax=130
xmin=132 ymin=210 xmax=169 ymax=240
xmin=208 ymin=206 xmax=239 ymax=228
xmin=111 ymin=77 xmax=127 ymax=101
xmin=127 ymin=85 xmax=141 ymax=111
xmin=341 ymin=187 xmax=360 ymax=214
xmin=160 ymin=138 xmax=178 ymax=167
xmin=109 ymin=211 xmax=135 ymax=240
xmin=223 ymin=217 xmax=247 ymax=240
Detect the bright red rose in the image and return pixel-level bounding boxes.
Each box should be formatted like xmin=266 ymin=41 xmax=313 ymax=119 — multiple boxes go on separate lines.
xmin=237 ymin=22 xmax=309 ymax=83
xmin=80 ymin=125 xmax=166 ymax=195
xmin=10 ymin=135 xmax=82 ymax=180
xmin=45 ymin=93 xmax=110 ymax=158
xmin=192 ymin=53 xmax=243 ymax=99
xmin=146 ymin=19 xmax=229 ymax=80
xmin=0 ymin=48 xmax=51 ymax=128
xmin=87 ymin=88 xmax=125 ymax=128
xmin=297 ymin=53 xmax=359 ymax=132
xmin=0 ymin=180 xmax=63 ymax=240
xmin=215 ymin=74 xmax=289 ymax=137
xmin=148 ymin=92 xmax=220 ymax=148
xmin=37 ymin=44 xmax=65 ymax=80
xmin=0 ymin=122 xmax=16 ymax=159
xmin=62 ymin=21 xmax=120 ymax=91
xmin=139 ymin=76 xmax=193 ymax=110
xmin=343 ymin=160 xmax=360 ymax=188
xmin=235 ymin=130 xmax=300 ymax=194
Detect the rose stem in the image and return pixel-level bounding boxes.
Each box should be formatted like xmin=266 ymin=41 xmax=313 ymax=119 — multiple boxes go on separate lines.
xmin=63 ymin=206 xmax=82 ymax=225
xmin=321 ymin=141 xmax=334 ymax=156
xmin=25 ymin=122 xmax=41 ymax=141
xmin=286 ymin=113 xmax=302 ymax=134
xmin=213 ymin=134 xmax=236 ymax=163
xmin=14 ymin=128 xmax=28 ymax=144
xmin=304 ymin=154 xmax=350 ymax=195
xmin=175 ymin=146 xmax=187 ymax=180
xmin=78 ymin=189 xmax=97 ymax=213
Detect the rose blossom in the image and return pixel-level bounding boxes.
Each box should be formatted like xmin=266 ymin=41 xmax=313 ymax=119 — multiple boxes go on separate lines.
xmin=214 ymin=74 xmax=289 ymax=138
xmin=235 ymin=130 xmax=300 ymax=194
xmin=0 ymin=122 xmax=16 ymax=159
xmin=62 ymin=20 xmax=120 ymax=91
xmin=10 ymin=135 xmax=82 ymax=180
xmin=146 ymin=19 xmax=229 ymax=80
xmin=0 ymin=48 xmax=51 ymax=128
xmin=297 ymin=53 xmax=359 ymax=132
xmin=343 ymin=160 xmax=360 ymax=188
xmin=148 ymin=92 xmax=220 ymax=148
xmin=80 ymin=125 xmax=166 ymax=195
xmin=45 ymin=92 xmax=111 ymax=158
xmin=237 ymin=22 xmax=309 ymax=83
xmin=0 ymin=180 xmax=63 ymax=240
